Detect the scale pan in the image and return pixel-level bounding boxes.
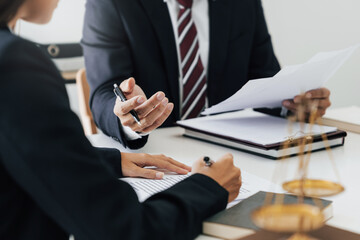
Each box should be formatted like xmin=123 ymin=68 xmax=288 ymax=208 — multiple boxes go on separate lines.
xmin=283 ymin=179 xmax=345 ymax=197
xmin=252 ymin=204 xmax=324 ymax=233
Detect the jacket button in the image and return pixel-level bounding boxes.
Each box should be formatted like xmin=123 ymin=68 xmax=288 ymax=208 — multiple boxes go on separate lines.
xmin=112 ymin=137 xmax=120 ymax=142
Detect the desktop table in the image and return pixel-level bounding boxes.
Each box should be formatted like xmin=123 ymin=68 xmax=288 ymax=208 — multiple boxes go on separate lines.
xmin=88 ymin=127 xmax=360 ymax=239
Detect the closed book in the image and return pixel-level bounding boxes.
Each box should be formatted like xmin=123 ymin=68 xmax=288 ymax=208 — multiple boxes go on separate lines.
xmin=177 ymin=110 xmax=347 ymax=159
xmin=203 ymin=191 xmax=332 ymax=240
xmin=237 ymin=225 xmax=360 ymax=240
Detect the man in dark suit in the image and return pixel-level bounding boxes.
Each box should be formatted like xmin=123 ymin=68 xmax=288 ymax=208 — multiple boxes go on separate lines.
xmin=82 ymin=0 xmax=331 ymax=149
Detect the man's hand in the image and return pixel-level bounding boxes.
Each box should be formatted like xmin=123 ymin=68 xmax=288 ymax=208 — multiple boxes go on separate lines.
xmin=192 ymin=154 xmax=242 ymax=203
xmin=121 ymin=153 xmax=191 ymax=179
xmin=113 ymin=78 xmax=174 ymax=133
xmin=282 ymin=88 xmax=331 ymax=120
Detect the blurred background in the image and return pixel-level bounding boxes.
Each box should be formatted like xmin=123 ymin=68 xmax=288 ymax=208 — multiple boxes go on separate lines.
xmin=17 ymin=0 xmax=360 ymax=115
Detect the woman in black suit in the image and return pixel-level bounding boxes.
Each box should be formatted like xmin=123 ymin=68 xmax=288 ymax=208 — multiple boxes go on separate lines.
xmin=0 ymin=0 xmax=242 ymax=239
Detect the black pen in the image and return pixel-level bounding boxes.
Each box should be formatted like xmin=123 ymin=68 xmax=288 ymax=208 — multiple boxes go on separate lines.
xmin=203 ymin=156 xmax=214 ymax=167
xmin=113 ymin=84 xmax=142 ymax=126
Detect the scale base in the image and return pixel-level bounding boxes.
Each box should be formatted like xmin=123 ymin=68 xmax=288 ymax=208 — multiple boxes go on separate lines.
xmin=287 ymin=233 xmax=318 ymax=240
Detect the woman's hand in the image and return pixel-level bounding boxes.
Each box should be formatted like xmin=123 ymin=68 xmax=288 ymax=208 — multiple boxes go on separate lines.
xmin=121 ymin=153 xmax=191 ymax=179
xmin=192 ymin=154 xmax=242 ymax=203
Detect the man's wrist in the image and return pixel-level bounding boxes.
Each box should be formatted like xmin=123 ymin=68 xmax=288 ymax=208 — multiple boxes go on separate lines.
xmin=122 ymin=125 xmax=142 ymax=140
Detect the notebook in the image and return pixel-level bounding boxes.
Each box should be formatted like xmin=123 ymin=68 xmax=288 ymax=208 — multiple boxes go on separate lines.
xmin=177 ymin=110 xmax=347 ymax=159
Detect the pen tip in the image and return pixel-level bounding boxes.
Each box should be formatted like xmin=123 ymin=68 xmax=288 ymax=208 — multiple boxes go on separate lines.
xmin=113 ymin=84 xmax=118 ymax=88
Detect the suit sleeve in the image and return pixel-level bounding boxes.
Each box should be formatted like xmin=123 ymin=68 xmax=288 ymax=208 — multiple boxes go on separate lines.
xmin=95 ymin=148 xmax=123 ymax=178
xmin=0 ymin=39 xmax=228 ymax=240
xmin=250 ymin=0 xmax=283 ymax=116
xmin=248 ymin=0 xmax=281 ymax=80
xmin=81 ymin=0 xmax=147 ymax=149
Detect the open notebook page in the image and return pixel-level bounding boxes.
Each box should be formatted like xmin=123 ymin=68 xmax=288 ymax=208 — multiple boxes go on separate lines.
xmin=202 ymin=44 xmax=359 ymax=115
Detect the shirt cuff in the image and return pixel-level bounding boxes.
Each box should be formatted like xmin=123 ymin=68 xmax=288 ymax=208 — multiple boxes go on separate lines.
xmin=280 ymin=106 xmax=289 ymax=117
xmin=121 ymin=125 xmax=150 ymax=140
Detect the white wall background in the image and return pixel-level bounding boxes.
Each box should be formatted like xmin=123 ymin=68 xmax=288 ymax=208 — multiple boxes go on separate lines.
xmin=262 ymin=0 xmax=360 ymax=108
xmin=18 ymin=0 xmax=360 ymax=109
xmin=18 ymin=0 xmax=86 ymax=43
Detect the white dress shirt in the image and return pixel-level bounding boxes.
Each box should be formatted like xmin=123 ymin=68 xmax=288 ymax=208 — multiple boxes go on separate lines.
xmin=164 ymin=0 xmax=209 ymax=78
xmin=123 ymin=0 xmax=210 ymax=140
xmin=165 ymin=0 xmax=209 ymax=114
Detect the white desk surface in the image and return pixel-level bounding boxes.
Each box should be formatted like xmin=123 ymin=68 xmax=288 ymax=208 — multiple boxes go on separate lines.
xmin=89 ymin=127 xmax=360 ymax=238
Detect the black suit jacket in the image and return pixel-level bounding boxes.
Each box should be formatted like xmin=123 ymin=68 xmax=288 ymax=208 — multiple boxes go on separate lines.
xmin=82 ymin=0 xmax=281 ymax=149
xmin=0 ymin=27 xmax=228 ymax=240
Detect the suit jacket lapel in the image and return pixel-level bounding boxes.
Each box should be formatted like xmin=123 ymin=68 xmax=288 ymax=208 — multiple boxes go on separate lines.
xmin=208 ymin=0 xmax=231 ymax=106
xmin=139 ymin=0 xmax=180 ymax=119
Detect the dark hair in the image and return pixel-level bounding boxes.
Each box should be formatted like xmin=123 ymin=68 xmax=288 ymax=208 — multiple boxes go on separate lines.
xmin=0 ymin=0 xmax=25 ymax=27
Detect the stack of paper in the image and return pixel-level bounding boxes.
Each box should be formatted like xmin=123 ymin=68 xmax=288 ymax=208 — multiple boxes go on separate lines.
xmin=202 ymin=44 xmax=359 ymax=115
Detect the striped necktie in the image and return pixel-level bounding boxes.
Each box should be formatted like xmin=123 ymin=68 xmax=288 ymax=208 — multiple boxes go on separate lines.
xmin=177 ymin=0 xmax=207 ymax=120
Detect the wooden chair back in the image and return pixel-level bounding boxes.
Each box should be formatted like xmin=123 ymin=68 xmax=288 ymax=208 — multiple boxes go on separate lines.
xmin=76 ymin=68 xmax=97 ymax=135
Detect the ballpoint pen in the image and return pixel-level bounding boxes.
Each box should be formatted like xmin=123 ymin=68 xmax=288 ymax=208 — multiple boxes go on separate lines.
xmin=113 ymin=84 xmax=142 ymax=126
xmin=203 ymin=156 xmax=214 ymax=167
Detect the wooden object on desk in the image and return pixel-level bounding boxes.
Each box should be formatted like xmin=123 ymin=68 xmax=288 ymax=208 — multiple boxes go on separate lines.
xmin=76 ymin=68 xmax=97 ymax=135
xmin=203 ymin=191 xmax=332 ymax=240
xmin=238 ymin=225 xmax=360 ymax=240
xmin=317 ymin=106 xmax=360 ymax=134
xmin=62 ymin=71 xmax=78 ymax=81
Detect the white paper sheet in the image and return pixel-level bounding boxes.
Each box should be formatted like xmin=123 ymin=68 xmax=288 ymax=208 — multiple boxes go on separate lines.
xmin=202 ymin=44 xmax=359 ymax=115
xmin=121 ymin=170 xmax=284 ymax=209
xmin=178 ymin=110 xmax=337 ymax=146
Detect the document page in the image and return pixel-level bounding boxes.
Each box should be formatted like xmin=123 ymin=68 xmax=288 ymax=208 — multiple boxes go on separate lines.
xmin=121 ymin=170 xmax=284 ymax=209
xmin=202 ymin=44 xmax=359 ymax=115
xmin=178 ymin=110 xmax=337 ymax=146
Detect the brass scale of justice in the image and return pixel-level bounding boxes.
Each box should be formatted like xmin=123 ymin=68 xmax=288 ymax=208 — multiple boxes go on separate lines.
xmin=250 ymin=96 xmax=345 ymax=240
